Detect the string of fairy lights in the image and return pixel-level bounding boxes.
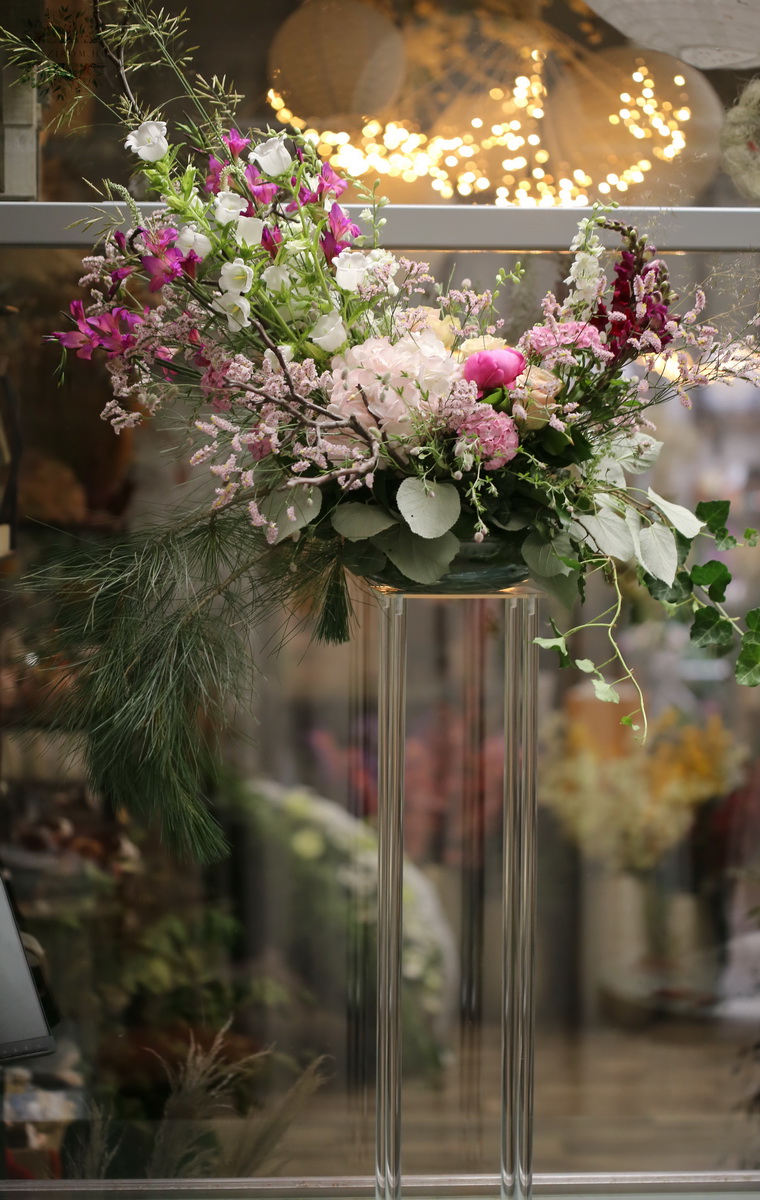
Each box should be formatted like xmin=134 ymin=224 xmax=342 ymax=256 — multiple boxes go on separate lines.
xmin=268 ymin=54 xmax=693 ymax=206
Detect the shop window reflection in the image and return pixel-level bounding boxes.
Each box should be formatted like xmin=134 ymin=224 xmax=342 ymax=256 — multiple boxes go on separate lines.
xmin=2 ymin=247 xmax=760 ymax=1181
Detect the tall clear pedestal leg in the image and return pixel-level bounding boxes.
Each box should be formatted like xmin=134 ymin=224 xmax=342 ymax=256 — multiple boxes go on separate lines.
xmin=374 ymin=592 xmax=539 ymax=1200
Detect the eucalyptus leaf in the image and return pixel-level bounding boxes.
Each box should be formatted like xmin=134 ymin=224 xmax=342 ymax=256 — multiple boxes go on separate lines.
xmin=528 ymin=569 xmax=580 ymax=609
xmin=637 ymin=524 xmax=677 ymax=586
xmin=258 ymin=486 xmax=322 ymax=544
xmin=521 ymin=531 xmax=574 ymax=578
xmin=396 ymin=477 xmax=461 ymax=539
xmin=372 ymin=525 xmax=459 ymax=584
xmin=331 ymin=503 xmax=397 ymax=540
xmin=647 ymin=488 xmax=705 ymax=539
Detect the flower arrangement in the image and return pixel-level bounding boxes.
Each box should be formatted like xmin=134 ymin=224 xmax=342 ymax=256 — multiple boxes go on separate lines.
xmin=4 ymin=4 xmax=760 ymax=859
xmin=539 ymin=709 xmax=747 ymax=874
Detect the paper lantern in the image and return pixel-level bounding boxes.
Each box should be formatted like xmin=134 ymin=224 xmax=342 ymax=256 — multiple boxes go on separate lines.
xmin=268 ymin=0 xmax=405 ymax=123
xmin=721 ymin=78 xmax=760 ymax=201
xmin=582 ymin=0 xmax=760 ymax=70
xmin=542 ymin=47 xmax=723 ymax=204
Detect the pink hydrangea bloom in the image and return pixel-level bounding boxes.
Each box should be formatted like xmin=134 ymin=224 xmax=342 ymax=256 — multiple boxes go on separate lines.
xmin=328 ymin=329 xmax=462 ymax=440
xmin=456 ymin=406 xmax=519 ymax=469
xmin=463 ymin=347 xmax=526 ymax=395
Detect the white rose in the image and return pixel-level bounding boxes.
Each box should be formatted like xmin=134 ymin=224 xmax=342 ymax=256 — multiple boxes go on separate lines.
xmin=125 ymin=120 xmax=168 ymax=163
xmin=250 ymin=136 xmax=293 ymax=177
xmin=235 ymin=216 xmax=264 ymax=248
xmin=214 ymin=190 xmax=247 ymax=226
xmin=212 ymin=292 xmax=251 ymax=332
xmin=176 ymin=224 xmax=212 ymax=259
xmin=311 ymin=310 xmax=348 ymax=353
xmin=261 ymin=263 xmax=291 ymax=291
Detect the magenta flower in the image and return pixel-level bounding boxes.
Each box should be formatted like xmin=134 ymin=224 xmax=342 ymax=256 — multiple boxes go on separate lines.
xmin=244 ymin=163 xmax=279 ymax=206
xmin=222 ymin=128 xmax=251 ymax=158
xmin=321 ymin=204 xmax=361 ymax=264
xmin=205 ymin=154 xmax=228 ymax=194
xmin=456 ymin=408 xmax=520 ymax=469
xmin=317 ymin=162 xmax=348 ymax=199
xmin=463 ymin=347 xmax=526 ymax=396
xmin=50 ymin=299 xmax=100 ymax=359
xmin=261 ymin=225 xmax=283 ymax=259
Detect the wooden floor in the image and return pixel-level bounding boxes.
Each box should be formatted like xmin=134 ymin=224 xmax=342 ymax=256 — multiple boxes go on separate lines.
xmin=274 ymin=1019 xmax=759 ymax=1176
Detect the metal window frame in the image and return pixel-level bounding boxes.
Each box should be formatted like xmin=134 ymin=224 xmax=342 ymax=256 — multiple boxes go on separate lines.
xmin=1 ymin=199 xmax=760 ymax=1198
xmin=0 ymin=203 xmax=759 ymax=251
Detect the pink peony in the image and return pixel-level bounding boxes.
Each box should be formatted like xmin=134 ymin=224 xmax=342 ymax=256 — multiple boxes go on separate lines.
xmin=456 ymin=406 xmax=520 ymax=469
xmin=463 ymin=347 xmax=526 ymax=395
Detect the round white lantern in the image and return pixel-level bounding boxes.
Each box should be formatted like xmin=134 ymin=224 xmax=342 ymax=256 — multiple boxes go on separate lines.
xmin=582 ymin=1 xmax=760 ymax=70
xmin=543 ymin=47 xmax=724 ymax=204
xmin=268 ymin=0 xmax=406 ymax=122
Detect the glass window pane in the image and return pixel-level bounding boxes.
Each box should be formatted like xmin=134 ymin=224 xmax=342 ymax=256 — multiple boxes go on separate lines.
xmin=2 ymin=242 xmax=760 ymax=1186
xmin=1 ymin=0 xmax=754 ymax=208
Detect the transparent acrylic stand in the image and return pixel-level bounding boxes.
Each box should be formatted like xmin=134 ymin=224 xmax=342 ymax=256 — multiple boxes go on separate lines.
xmin=375 ymin=590 xmax=540 ymax=1200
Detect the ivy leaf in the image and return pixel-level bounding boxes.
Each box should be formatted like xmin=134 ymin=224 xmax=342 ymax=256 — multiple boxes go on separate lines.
xmin=331 ymin=503 xmax=397 ymax=540
xmin=695 ymin=499 xmax=730 ymax=539
xmin=396 ymin=478 xmax=461 ymax=539
xmin=534 ymin=635 xmax=570 ymax=668
xmin=717 ymin=531 xmax=738 ymax=550
xmin=746 ymin=608 xmax=760 ymax=633
xmin=592 ymin=679 xmax=621 ymax=703
xmin=620 ymin=714 xmax=641 ymax=730
xmin=647 ymin=488 xmax=704 ymax=539
xmin=745 ymin=527 xmax=759 ymax=547
xmin=690 ymin=559 xmax=731 ymax=603
xmin=690 ymin=607 xmax=735 ymax=651
xmin=258 ymin=486 xmax=322 ymax=544
xmin=643 ymin=568 xmax=692 ymax=605
xmin=371 ymin=525 xmax=459 ymax=584
xmin=637 ymin=524 xmax=677 ymax=586
xmin=674 ymin=530 xmax=693 ymax=566
xmin=737 ymin=635 xmax=760 ymax=686
xmin=575 ymin=658 xmax=596 ymax=673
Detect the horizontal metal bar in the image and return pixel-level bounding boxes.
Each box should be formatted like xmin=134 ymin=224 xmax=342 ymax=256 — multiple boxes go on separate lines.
xmin=0 ymin=202 xmax=759 ymax=251
xmin=1 ymin=1173 xmax=759 ymax=1199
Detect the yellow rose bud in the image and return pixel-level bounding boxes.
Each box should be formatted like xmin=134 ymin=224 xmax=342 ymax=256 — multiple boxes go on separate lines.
xmin=515 ymin=365 xmax=563 ymax=430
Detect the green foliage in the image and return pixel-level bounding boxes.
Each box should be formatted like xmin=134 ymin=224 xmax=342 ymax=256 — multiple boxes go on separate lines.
xmin=691 ymin=559 xmax=732 ymax=603
xmin=22 ymin=502 xmax=343 ymax=862
xmin=690 ymin=607 xmax=735 ymax=651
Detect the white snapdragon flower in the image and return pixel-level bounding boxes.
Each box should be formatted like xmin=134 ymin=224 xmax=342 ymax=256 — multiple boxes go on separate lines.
xmin=125 ymin=120 xmax=169 ymax=162
xmin=213 ymin=292 xmax=251 ymax=332
xmin=214 ymin=190 xmax=247 ymax=225
xmin=311 ymin=310 xmax=348 ymax=352
xmin=261 ymin=263 xmax=291 ymax=291
xmin=219 ymin=258 xmax=254 ymax=294
xmin=176 ymin=224 xmax=213 ymax=260
xmin=235 ymin=215 xmax=264 ymax=248
xmin=250 ymin=136 xmax=293 ymax=176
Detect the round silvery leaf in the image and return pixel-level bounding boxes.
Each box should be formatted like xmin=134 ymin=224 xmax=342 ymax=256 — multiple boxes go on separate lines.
xmin=396 ymin=478 xmax=461 ymax=539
